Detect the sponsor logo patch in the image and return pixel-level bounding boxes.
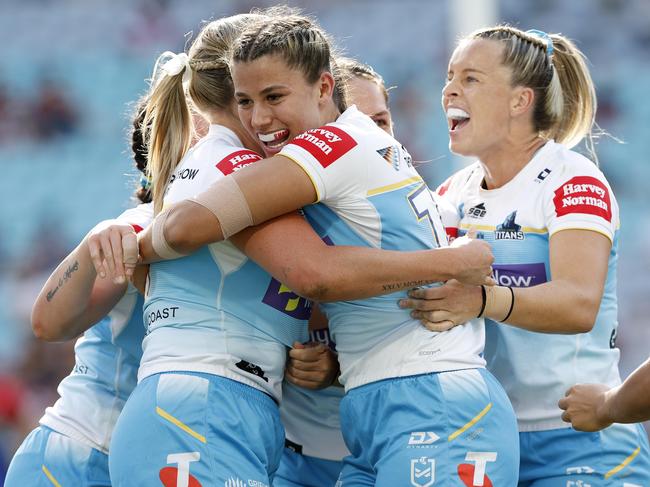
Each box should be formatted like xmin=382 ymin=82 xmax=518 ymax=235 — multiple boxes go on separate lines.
xmin=467 ymin=203 xmax=486 ymax=219
xmin=262 ymin=278 xmax=312 ymax=320
xmin=224 ymin=479 xmax=245 ymax=487
xmin=160 ymin=452 xmax=202 ymax=487
xmin=553 ymin=176 xmax=612 ymax=222
xmin=492 ymin=263 xmax=547 ymax=288
xmin=216 ymin=150 xmax=263 ymax=176
xmin=458 ymin=452 xmax=497 ymax=487
xmin=235 ymin=360 xmax=268 ymax=382
xmin=169 ymin=167 xmax=200 ymax=185
xmin=436 ymin=178 xmax=452 ymax=197
xmin=289 ymin=126 xmax=357 ymax=168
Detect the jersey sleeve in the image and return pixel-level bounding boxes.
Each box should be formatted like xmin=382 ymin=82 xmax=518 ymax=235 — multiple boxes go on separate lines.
xmin=116 ymin=203 xmax=153 ymax=232
xmin=543 ymin=158 xmax=618 ymax=242
xmin=279 ymin=125 xmax=362 ymax=203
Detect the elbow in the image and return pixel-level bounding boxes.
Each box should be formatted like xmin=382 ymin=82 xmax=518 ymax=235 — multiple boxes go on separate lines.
xmin=31 ymin=306 xmax=75 ymax=342
xmin=565 ymin=295 xmax=600 ymax=334
xmin=31 ymin=315 xmax=63 ymax=342
xmin=164 ymin=203 xmax=223 ymax=254
xmin=164 ymin=207 xmax=196 ymax=254
xmin=282 ymin=264 xmax=334 ymax=302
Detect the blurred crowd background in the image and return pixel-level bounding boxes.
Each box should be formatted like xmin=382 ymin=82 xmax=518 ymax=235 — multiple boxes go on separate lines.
xmin=1 ymin=0 xmax=649 ymax=479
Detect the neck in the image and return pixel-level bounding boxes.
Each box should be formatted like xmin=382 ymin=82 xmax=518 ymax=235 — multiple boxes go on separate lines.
xmin=321 ymin=102 xmax=342 ymax=126
xmin=480 ymin=134 xmax=547 ymax=189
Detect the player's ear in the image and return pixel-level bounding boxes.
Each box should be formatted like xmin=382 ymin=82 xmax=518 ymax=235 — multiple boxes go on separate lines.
xmin=317 ymin=71 xmax=335 ymax=106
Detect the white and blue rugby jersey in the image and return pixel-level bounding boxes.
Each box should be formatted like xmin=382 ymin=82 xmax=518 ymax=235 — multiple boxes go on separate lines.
xmin=40 ymin=204 xmax=152 ymax=453
xmin=439 ymin=140 xmax=621 ymax=431
xmin=140 ymin=125 xmax=310 ymax=401
xmin=280 ymin=328 xmax=349 ymax=461
xmin=279 ymin=106 xmax=485 ymax=391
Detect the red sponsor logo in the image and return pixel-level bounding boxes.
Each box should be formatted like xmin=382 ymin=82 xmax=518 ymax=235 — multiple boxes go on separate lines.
xmin=436 ymin=177 xmax=452 ymax=197
xmin=216 ymin=150 xmax=263 ymax=175
xmin=159 ymin=467 xmax=202 ymax=487
xmin=553 ymin=176 xmax=611 ymax=222
xmin=445 ymin=227 xmax=458 ymax=241
xmin=131 ymin=224 xmax=144 ymax=234
xmin=289 ymin=126 xmax=357 ymax=168
xmin=458 ymin=463 xmax=493 ymax=487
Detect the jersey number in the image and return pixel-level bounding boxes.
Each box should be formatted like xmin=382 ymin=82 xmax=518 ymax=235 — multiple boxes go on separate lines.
xmin=407 ymin=184 xmax=446 ymax=247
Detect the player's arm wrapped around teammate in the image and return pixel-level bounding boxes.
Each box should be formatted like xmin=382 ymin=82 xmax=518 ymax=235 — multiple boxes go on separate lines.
xmin=33 ymin=205 xmax=151 ymax=341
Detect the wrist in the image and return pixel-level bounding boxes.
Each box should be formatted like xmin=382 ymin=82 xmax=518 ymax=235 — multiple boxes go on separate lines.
xmin=439 ymin=247 xmax=461 ymax=281
xmin=483 ymin=286 xmax=515 ymax=322
xmin=599 ymin=386 xmax=619 ymax=425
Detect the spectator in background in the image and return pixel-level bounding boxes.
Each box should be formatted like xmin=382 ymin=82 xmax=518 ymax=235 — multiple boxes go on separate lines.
xmin=30 ymin=78 xmax=80 ymax=140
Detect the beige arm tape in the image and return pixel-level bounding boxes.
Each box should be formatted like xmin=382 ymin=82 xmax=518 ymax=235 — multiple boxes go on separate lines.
xmin=151 ymin=210 xmax=187 ymax=260
xmin=484 ymin=285 xmax=514 ymax=322
xmin=191 ymin=176 xmax=254 ymax=239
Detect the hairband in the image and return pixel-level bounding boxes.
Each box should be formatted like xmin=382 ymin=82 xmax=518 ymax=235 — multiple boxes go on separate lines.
xmin=526 ymin=29 xmax=554 ymax=57
xmin=158 ymin=51 xmax=192 ymax=85
xmin=140 ymin=174 xmax=152 ymax=191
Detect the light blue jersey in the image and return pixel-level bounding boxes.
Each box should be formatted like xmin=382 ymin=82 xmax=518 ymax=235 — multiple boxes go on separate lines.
xmin=109 ymin=126 xmax=310 ymax=486
xmin=6 ymin=204 xmax=151 ymax=486
xmin=139 ymin=125 xmax=310 ymax=400
xmin=279 ymin=107 xmax=518 ymax=485
xmin=280 ymin=106 xmax=486 ymax=390
xmin=276 ymin=328 xmax=346 ymax=486
xmin=440 ymin=140 xmax=650 ymax=484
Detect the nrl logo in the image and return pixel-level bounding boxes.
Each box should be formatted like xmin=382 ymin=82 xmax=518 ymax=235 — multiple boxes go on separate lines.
xmin=410 ymin=457 xmax=435 ymax=487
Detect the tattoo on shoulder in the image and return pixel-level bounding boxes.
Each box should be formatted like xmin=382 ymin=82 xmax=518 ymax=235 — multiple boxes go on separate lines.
xmin=46 ymin=260 xmax=80 ymax=302
xmin=382 ymin=279 xmax=430 ymax=292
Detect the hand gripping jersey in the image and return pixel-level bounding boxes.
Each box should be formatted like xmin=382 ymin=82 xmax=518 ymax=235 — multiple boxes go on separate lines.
xmin=280 ymin=328 xmax=348 ymax=462
xmin=39 ymin=204 xmax=152 ymax=453
xmin=140 ymin=125 xmax=310 ymax=401
xmin=439 ymin=140 xmax=622 ymax=431
xmin=279 ymin=106 xmax=485 ymax=390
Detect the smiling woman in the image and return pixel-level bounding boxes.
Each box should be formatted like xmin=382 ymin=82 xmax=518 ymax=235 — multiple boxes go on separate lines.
xmin=401 ymin=25 xmax=650 ymax=486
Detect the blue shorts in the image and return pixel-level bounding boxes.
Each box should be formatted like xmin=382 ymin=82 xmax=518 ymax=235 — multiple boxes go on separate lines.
xmin=518 ymin=422 xmax=650 ymax=486
xmin=337 ymin=368 xmax=519 ymax=486
xmin=274 ymin=447 xmax=342 ymax=486
xmin=109 ymin=372 xmax=284 ymax=487
xmin=5 ymin=425 xmax=110 ymax=487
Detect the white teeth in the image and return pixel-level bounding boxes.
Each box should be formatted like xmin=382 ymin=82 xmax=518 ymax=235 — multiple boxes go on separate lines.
xmin=258 ymin=130 xmax=288 ymax=143
xmin=447 ymin=107 xmax=470 ymax=120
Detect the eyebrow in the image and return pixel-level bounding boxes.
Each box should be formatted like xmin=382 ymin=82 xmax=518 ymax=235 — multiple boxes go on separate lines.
xmin=448 ymin=67 xmax=487 ymax=75
xmin=235 ymin=85 xmax=288 ymax=97
xmin=372 ymin=110 xmax=390 ymax=118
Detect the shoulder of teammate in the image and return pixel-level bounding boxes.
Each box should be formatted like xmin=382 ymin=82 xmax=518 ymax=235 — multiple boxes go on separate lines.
xmin=541 ymin=141 xmax=618 ymax=239
xmin=278 ymin=106 xmax=385 ymax=202
xmin=116 ymin=203 xmax=153 ymax=233
xmin=168 ymin=133 xmax=263 ymax=200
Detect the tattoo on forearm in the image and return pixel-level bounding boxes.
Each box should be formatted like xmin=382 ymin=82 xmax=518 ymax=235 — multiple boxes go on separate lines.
xmin=382 ymin=280 xmax=430 ymax=292
xmin=46 ymin=260 xmax=80 ymax=302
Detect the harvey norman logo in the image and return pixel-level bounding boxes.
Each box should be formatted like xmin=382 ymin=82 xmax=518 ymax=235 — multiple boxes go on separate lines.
xmin=553 ymin=176 xmax=612 ymax=222
xmin=290 ymin=126 xmax=357 ymax=168
xmin=492 ymin=263 xmax=547 ymax=288
xmin=216 ymin=150 xmax=262 ymax=176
